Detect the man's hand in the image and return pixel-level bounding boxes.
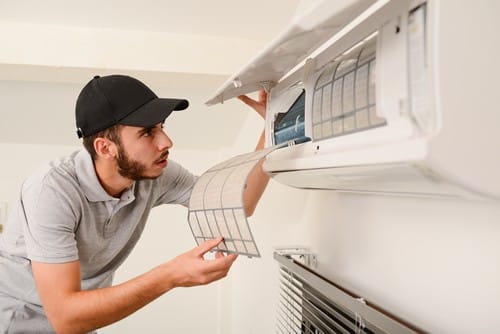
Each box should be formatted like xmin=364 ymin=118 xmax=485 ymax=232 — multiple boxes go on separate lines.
xmin=237 ymin=90 xmax=267 ymax=119
xmin=166 ymin=237 xmax=238 ymax=287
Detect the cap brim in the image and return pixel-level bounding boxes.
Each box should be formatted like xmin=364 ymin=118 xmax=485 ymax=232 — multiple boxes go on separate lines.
xmin=118 ymin=98 xmax=189 ymax=128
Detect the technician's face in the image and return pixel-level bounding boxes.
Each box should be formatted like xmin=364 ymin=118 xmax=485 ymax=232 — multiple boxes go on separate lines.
xmin=115 ymin=123 xmax=173 ymax=180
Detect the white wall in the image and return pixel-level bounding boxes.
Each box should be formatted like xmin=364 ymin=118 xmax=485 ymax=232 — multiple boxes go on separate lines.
xmin=0 ymin=74 xmax=247 ymax=149
xmin=226 ymin=180 xmax=500 ymax=333
xmin=0 ymin=143 xmax=80 ymax=204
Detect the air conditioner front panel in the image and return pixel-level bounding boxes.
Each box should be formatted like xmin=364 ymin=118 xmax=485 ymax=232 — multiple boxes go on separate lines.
xmin=205 ymin=0 xmax=377 ymax=106
xmin=269 ymin=163 xmax=476 ymax=199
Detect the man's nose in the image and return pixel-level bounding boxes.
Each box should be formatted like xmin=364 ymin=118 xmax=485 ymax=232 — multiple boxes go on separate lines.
xmin=158 ymin=131 xmax=173 ymax=151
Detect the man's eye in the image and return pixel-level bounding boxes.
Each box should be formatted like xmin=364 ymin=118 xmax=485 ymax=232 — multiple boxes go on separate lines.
xmin=143 ymin=130 xmax=153 ymax=137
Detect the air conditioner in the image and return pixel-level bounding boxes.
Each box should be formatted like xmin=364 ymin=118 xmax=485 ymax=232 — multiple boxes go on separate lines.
xmin=206 ymin=0 xmax=500 ymax=200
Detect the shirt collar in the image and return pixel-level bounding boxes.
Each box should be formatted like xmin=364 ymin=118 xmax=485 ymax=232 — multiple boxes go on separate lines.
xmin=75 ymin=149 xmax=135 ymax=203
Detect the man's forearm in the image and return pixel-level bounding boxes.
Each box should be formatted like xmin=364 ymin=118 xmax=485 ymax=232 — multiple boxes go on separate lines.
xmin=33 ymin=238 xmax=236 ymax=334
xmin=244 ymin=130 xmax=270 ymax=216
xmin=45 ymin=263 xmax=175 ymax=334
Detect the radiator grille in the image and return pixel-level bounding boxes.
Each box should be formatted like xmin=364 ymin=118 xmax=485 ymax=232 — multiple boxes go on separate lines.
xmin=275 ymin=252 xmax=421 ymax=334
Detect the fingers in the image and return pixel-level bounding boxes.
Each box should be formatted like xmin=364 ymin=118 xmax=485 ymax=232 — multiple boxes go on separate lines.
xmin=237 ymin=94 xmax=260 ymax=110
xmin=258 ymin=89 xmax=267 ymax=104
xmin=238 ymin=89 xmax=267 ymax=104
xmin=199 ymin=254 xmax=237 ymax=284
xmin=194 ymin=238 xmax=239 ymax=266
xmin=169 ymin=240 xmax=238 ymax=287
xmin=197 ymin=241 xmax=237 ymax=270
xmin=237 ymin=93 xmax=267 ymax=119
xmin=195 ymin=237 xmax=224 ymax=257
xmin=213 ymin=251 xmax=238 ymax=267
xmin=208 ymin=253 xmax=238 ymax=277
xmin=193 ymin=246 xmax=237 ymax=284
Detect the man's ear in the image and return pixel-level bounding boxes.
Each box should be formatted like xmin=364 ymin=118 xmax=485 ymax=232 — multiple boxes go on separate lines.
xmin=94 ymin=138 xmax=118 ymax=159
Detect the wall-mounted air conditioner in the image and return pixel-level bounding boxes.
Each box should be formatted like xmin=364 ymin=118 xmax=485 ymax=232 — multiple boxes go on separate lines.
xmin=207 ymin=0 xmax=500 ymax=200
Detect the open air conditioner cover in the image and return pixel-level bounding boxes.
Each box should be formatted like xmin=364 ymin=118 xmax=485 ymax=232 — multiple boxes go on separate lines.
xmin=205 ymin=0 xmax=376 ymax=106
xmin=207 ymin=0 xmax=500 ymax=200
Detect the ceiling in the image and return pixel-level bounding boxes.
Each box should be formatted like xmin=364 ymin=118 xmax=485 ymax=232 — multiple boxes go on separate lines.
xmin=0 ymin=0 xmax=300 ymax=40
xmin=0 ymin=0 xmax=302 ymax=149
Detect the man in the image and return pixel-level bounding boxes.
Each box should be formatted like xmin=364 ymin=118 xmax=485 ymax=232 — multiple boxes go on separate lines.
xmin=0 ymin=74 xmax=269 ymax=333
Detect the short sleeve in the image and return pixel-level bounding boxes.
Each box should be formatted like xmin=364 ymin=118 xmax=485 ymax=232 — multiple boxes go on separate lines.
xmin=21 ymin=177 xmax=79 ymax=264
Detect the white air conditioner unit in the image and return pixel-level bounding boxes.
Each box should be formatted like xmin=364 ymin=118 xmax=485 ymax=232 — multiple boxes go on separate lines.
xmin=207 ymin=0 xmax=500 ymax=200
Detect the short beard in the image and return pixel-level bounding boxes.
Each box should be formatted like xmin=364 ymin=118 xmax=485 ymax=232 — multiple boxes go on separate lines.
xmin=115 ymin=142 xmax=154 ymax=181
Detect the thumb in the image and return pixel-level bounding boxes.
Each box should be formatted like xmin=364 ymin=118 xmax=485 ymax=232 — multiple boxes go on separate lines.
xmin=195 ymin=237 xmax=224 ymax=256
xmin=237 ymin=95 xmax=260 ymax=110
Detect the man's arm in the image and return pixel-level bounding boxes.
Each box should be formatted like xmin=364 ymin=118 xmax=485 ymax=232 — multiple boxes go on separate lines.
xmin=237 ymin=90 xmax=270 ymax=216
xmin=32 ymin=237 xmax=236 ymax=334
xmin=242 ymin=130 xmax=269 ymax=216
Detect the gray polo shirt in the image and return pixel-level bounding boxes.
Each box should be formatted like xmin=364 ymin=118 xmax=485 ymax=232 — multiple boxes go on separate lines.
xmin=0 ymin=149 xmax=196 ymax=333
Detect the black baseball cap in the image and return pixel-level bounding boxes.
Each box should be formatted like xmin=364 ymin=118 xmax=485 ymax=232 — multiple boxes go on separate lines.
xmin=75 ymin=74 xmax=189 ymax=138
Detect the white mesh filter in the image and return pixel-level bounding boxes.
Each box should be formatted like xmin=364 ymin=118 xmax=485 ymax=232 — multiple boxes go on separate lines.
xmin=187 ymin=146 xmax=283 ymax=257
